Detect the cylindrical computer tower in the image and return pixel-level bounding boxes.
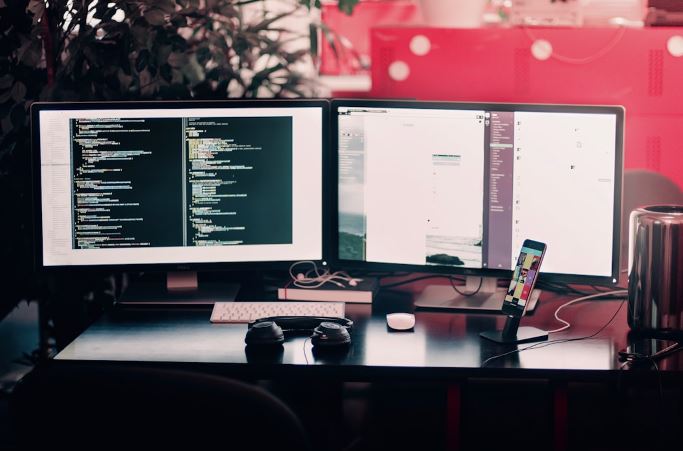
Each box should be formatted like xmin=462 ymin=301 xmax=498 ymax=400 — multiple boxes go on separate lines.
xmin=628 ymin=205 xmax=683 ymax=334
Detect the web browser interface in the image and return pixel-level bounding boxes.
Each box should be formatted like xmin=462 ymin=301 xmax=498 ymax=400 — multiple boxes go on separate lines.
xmin=337 ymin=105 xmax=617 ymax=277
xmin=39 ymin=106 xmax=323 ymax=266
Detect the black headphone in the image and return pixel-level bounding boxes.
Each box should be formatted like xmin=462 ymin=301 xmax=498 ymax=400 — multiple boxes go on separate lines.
xmin=245 ymin=316 xmax=353 ymax=348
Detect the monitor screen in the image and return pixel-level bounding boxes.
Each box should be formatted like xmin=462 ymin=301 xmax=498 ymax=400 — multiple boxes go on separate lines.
xmin=33 ymin=100 xmax=326 ymax=268
xmin=334 ymin=101 xmax=623 ymax=284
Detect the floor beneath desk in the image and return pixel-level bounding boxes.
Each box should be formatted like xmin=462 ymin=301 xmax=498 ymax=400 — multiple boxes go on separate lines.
xmin=0 ymin=302 xmax=39 ymax=450
xmin=266 ymin=378 xmax=683 ymax=451
xmin=5 ymin=371 xmax=683 ymax=451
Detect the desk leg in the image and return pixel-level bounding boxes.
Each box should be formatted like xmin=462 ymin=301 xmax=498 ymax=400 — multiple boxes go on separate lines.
xmin=553 ymin=382 xmax=568 ymax=451
xmin=446 ymin=384 xmax=461 ymax=451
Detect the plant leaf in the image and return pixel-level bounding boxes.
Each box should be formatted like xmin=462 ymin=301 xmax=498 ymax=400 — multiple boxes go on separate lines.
xmin=0 ymin=89 xmax=12 ymax=104
xmin=9 ymin=102 xmax=26 ymax=129
xmin=171 ymin=14 xmax=187 ymax=27
xmin=196 ymin=46 xmax=211 ymax=65
xmin=338 ymin=0 xmax=359 ymax=15
xmin=247 ymin=11 xmax=293 ymax=33
xmin=17 ymin=39 xmax=42 ymax=67
xmin=160 ymin=63 xmax=173 ymax=82
xmin=144 ymin=8 xmax=166 ymax=26
xmin=153 ymin=0 xmax=177 ymax=14
xmin=0 ymin=75 xmax=13 ymax=90
xmin=309 ymin=23 xmax=318 ymax=59
xmin=317 ymin=22 xmax=339 ymax=61
xmin=11 ymin=82 xmax=27 ymax=102
xmin=167 ymin=51 xmax=188 ymax=68
xmin=26 ymin=0 xmax=45 ymax=25
xmin=136 ymin=49 xmax=150 ymax=72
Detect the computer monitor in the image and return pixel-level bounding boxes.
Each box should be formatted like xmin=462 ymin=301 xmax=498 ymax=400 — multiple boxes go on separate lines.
xmin=32 ymin=100 xmax=328 ymax=301
xmin=332 ymin=100 xmax=624 ymax=311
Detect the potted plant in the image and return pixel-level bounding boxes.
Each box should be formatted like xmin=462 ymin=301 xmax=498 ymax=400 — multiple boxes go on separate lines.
xmin=0 ymin=0 xmax=358 ymax=351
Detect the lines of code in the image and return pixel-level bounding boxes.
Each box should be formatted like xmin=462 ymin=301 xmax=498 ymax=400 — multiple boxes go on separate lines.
xmin=71 ymin=118 xmax=183 ymax=249
xmin=70 ymin=115 xmax=293 ymax=250
xmin=185 ymin=117 xmax=293 ymax=246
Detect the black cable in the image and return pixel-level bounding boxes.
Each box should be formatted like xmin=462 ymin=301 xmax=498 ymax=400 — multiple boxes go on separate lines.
xmin=536 ymin=280 xmax=628 ymax=299
xmin=617 ymin=359 xmax=629 ymax=391
xmin=0 ymin=383 xmax=10 ymax=400
xmin=615 ymin=359 xmax=630 ymax=449
xmin=303 ymin=337 xmax=311 ymax=365
xmin=449 ymin=276 xmax=482 ymax=297
xmin=650 ymin=358 xmax=664 ymax=408
xmin=355 ymin=271 xmax=412 ymax=279
xmin=378 ymin=274 xmax=465 ymax=290
xmin=591 ymin=283 xmax=626 ymax=292
xmin=647 ymin=357 xmax=666 ymax=448
xmin=536 ymin=281 xmax=594 ymax=296
xmin=481 ymin=299 xmax=627 ymax=367
xmin=537 ymin=282 xmax=581 ymax=294
xmin=618 ymin=351 xmax=678 ymax=448
xmin=377 ymin=274 xmax=624 ymax=298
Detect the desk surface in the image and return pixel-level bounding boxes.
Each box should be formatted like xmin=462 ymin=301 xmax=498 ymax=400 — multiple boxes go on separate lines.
xmin=54 ymin=287 xmax=675 ymax=380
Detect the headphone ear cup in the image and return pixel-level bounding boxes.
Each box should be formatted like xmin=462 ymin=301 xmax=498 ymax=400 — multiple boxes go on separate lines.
xmin=311 ymin=321 xmax=351 ymax=347
xmin=245 ymin=321 xmax=285 ymax=346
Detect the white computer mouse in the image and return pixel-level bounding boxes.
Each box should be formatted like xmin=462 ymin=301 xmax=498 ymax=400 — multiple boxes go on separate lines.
xmin=386 ymin=313 xmax=415 ymax=331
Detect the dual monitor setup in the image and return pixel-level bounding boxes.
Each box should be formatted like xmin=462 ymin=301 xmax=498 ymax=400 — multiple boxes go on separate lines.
xmin=33 ymin=99 xmax=624 ymax=342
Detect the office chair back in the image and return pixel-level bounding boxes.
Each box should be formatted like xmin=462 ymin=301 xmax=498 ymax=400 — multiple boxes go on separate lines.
xmin=11 ymin=362 xmax=312 ymax=450
xmin=621 ymin=169 xmax=683 ymax=270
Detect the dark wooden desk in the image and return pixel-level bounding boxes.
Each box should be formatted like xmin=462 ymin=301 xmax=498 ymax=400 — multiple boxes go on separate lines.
xmin=56 ymin=295 xmax=627 ymax=378
xmin=54 ymin=289 xmax=683 ymax=451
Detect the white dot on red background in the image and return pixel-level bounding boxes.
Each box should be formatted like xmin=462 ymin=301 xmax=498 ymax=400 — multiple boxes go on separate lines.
xmin=410 ymin=35 xmax=431 ymax=56
xmin=531 ymin=39 xmax=553 ymax=61
xmin=388 ymin=61 xmax=410 ymax=81
xmin=668 ymin=36 xmax=683 ymax=57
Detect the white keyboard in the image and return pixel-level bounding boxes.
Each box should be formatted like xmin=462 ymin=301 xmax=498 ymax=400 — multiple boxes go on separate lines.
xmin=210 ymin=301 xmax=345 ymax=323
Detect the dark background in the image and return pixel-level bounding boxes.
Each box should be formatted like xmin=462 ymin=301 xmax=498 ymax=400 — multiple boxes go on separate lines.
xmin=71 ymin=117 xmax=184 ymax=248
xmin=186 ymin=116 xmax=293 ymax=246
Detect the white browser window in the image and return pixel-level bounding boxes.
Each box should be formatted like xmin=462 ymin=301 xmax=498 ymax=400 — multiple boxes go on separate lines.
xmin=362 ymin=109 xmax=485 ymax=267
xmin=510 ymin=112 xmax=616 ymax=276
xmin=337 ymin=105 xmax=619 ymax=278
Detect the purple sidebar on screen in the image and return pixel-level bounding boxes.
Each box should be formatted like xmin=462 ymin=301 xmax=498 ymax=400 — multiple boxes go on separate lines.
xmin=486 ymin=111 xmax=514 ymax=269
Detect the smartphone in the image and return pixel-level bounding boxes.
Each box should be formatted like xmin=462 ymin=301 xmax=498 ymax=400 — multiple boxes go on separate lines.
xmin=618 ymin=339 xmax=681 ymax=363
xmin=502 ymin=239 xmax=547 ymax=317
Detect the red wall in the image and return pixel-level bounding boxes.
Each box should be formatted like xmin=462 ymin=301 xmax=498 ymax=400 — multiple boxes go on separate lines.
xmin=320 ymin=1 xmax=420 ymax=75
xmin=370 ymin=27 xmax=683 ymax=189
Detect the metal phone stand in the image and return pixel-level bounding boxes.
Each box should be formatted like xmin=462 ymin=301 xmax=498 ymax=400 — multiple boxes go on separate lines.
xmin=480 ymin=314 xmax=548 ymax=344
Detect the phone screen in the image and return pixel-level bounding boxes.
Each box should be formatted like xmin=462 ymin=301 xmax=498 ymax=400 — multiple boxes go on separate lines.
xmin=503 ymin=241 xmax=546 ymax=315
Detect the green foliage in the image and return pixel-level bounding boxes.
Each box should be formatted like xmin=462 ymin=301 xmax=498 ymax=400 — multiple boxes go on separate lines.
xmin=33 ymin=0 xmax=319 ymax=101
xmin=0 ymin=0 xmax=357 ymax=316
xmin=299 ymin=0 xmax=360 ymax=15
xmin=336 ymin=0 xmax=360 ymax=15
xmin=0 ymin=1 xmax=46 ymax=317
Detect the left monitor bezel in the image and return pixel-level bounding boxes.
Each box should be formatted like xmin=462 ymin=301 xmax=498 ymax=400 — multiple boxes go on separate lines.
xmin=31 ymin=99 xmax=330 ymax=272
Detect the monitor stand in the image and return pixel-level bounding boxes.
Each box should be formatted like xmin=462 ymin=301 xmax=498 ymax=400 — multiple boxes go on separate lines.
xmin=117 ymin=271 xmax=240 ymax=305
xmin=413 ymin=276 xmax=541 ymax=314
